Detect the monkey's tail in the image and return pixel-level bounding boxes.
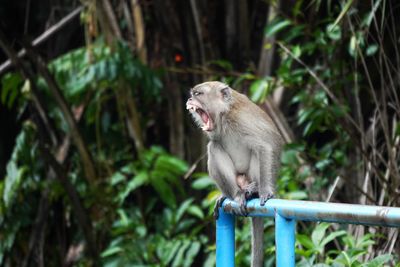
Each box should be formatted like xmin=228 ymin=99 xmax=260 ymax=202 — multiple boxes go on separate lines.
xmin=251 ymin=217 xmax=264 ymax=267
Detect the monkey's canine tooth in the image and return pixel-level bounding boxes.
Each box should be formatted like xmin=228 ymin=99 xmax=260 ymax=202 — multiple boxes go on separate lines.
xmin=186 ymin=104 xmax=194 ymax=111
xmin=186 ymin=104 xmax=198 ymax=112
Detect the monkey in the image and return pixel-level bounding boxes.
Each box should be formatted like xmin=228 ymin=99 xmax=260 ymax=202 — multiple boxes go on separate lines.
xmin=186 ymin=81 xmax=283 ymax=267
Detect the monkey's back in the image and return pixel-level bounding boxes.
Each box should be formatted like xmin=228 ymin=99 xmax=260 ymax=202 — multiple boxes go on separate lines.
xmin=227 ymin=90 xmax=282 ymax=146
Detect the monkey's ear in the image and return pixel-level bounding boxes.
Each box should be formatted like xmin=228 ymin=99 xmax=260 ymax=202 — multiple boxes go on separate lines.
xmin=220 ymin=87 xmax=231 ymax=100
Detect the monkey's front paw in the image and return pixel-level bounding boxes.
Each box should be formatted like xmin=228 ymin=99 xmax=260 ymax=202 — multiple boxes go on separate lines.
xmin=260 ymin=193 xmax=274 ymax=206
xmin=245 ymin=189 xmax=259 ymax=201
xmin=213 ymin=195 xmax=227 ymax=220
xmin=243 ymin=182 xmax=259 ymax=201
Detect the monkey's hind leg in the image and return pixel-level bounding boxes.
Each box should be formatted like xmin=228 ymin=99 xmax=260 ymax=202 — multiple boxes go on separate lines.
xmin=214 ymin=193 xmax=249 ymax=219
xmin=213 ymin=195 xmax=227 ymax=220
xmin=260 ymin=192 xmax=274 ymax=206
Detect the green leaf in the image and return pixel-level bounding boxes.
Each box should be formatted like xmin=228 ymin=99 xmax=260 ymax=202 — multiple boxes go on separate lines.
xmin=110 ymin=171 xmax=125 ymax=185
xmin=1 ymin=72 xmax=23 ymax=108
xmin=183 ymin=241 xmax=201 ymax=267
xmin=207 ymin=190 xmax=221 ymax=202
xmin=315 ymin=159 xmax=331 ymax=171
xmin=349 ymin=35 xmax=357 ymax=57
xmin=298 ymin=108 xmax=314 ymax=125
xmin=293 ymin=45 xmax=302 ymax=58
xmin=303 ymin=122 xmax=315 ymax=136
xmin=366 ymin=44 xmax=379 ymax=56
xmin=348 ymin=32 xmax=365 ymax=58
xmin=209 ymin=59 xmax=233 ymax=70
xmin=150 ymin=176 xmax=176 ymax=208
xmin=250 ymin=79 xmax=270 ymax=103
xmin=187 ymin=205 xmax=205 ymax=219
xmin=176 ymin=198 xmax=194 ymax=222
xmin=341 ymin=251 xmax=353 ymax=266
xmin=284 ymin=25 xmax=306 ymax=42
xmin=101 ymin=246 xmax=123 ymax=257
xmin=118 ymin=171 xmax=148 ymax=203
xmin=265 ymin=19 xmax=292 ymax=37
xmin=320 ymin=230 xmax=347 ymax=247
xmin=364 ymin=254 xmax=392 ymax=267
xmin=326 ymin=24 xmax=341 ymax=41
xmin=192 ymin=176 xmax=215 ymax=190
xmin=297 ymin=234 xmax=314 ymax=250
xmin=172 ymin=240 xmax=191 ymax=267
xmin=155 ymin=155 xmax=189 ymax=176
xmin=203 ymin=252 xmax=216 ymax=267
xmin=3 ymin=124 xmax=34 ymax=208
xmin=165 ymin=240 xmax=182 ymax=264
xmin=311 ymin=223 xmax=330 ymax=246
xmin=117 ymin=209 xmax=130 ymax=226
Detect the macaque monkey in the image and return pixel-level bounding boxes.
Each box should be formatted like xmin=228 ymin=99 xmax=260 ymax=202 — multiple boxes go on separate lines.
xmin=186 ymin=81 xmax=283 ymax=267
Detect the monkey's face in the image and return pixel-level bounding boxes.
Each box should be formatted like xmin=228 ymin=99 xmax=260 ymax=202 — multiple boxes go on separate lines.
xmin=186 ymin=81 xmax=232 ymax=132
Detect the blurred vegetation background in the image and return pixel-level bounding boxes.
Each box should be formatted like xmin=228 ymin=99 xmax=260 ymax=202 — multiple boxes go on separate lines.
xmin=0 ymin=0 xmax=399 ymax=266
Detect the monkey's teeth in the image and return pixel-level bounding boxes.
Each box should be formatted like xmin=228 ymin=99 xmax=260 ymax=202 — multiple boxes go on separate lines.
xmin=186 ymin=104 xmax=198 ymax=112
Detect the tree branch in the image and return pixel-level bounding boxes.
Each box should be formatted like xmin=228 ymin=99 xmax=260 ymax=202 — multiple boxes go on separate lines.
xmin=22 ymin=42 xmax=97 ymax=183
xmin=0 ymin=28 xmax=58 ymax=146
xmin=0 ymin=6 xmax=83 ymax=75
xmin=131 ymin=0 xmax=147 ymax=63
xmin=38 ymin=142 xmax=98 ymax=265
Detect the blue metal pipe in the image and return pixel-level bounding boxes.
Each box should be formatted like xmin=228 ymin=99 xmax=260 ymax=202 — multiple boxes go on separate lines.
xmin=275 ymin=213 xmax=295 ymax=267
xmin=216 ymin=198 xmax=400 ymax=267
xmin=222 ymin=198 xmax=400 ymax=227
xmin=216 ymin=206 xmax=235 ymax=267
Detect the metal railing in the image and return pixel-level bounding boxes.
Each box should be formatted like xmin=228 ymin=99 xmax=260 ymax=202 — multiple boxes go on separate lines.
xmin=216 ymin=198 xmax=400 ymax=267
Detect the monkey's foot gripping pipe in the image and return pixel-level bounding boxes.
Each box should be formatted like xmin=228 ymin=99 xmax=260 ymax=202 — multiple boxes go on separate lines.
xmin=213 ymin=195 xmax=227 ymax=220
xmin=260 ymin=193 xmax=274 ymax=206
xmin=237 ymin=193 xmax=249 ymax=217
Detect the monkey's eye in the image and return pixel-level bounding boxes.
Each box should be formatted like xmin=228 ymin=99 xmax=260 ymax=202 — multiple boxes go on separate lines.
xmin=193 ymin=91 xmax=203 ymax=96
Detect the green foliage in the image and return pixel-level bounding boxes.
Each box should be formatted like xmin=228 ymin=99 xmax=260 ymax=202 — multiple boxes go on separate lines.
xmin=101 ymin=203 xmax=206 ymax=267
xmin=278 ymin=143 xmax=309 ymax=200
xmin=112 ymin=146 xmax=188 ymax=208
xmin=100 ymin=149 xmax=216 ymax=266
xmin=49 ymin=40 xmax=162 ymax=103
xmin=262 ymin=1 xmax=398 ymax=265
xmin=0 ymin=122 xmax=40 ymax=263
xmin=297 ymin=223 xmax=392 ymax=267
xmin=1 ymin=72 xmax=23 ymax=109
xmin=249 ymin=77 xmax=274 ymax=104
xmin=264 ymin=17 xmax=292 ymax=37
xmin=0 ymin=38 xmax=179 ymax=266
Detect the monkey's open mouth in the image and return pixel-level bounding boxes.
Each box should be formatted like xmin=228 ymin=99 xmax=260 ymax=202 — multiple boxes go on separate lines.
xmin=186 ymin=103 xmax=213 ymax=131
